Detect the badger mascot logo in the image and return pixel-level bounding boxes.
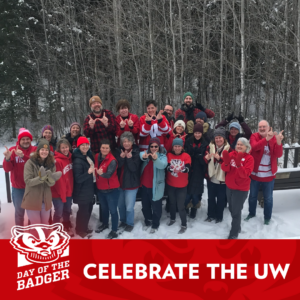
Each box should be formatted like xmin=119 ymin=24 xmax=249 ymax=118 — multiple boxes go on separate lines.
xmin=10 ymin=223 xmax=70 ymax=264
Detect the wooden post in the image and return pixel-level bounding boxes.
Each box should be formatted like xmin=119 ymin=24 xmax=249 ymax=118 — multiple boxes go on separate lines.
xmin=283 ymin=148 xmax=289 ymax=168
xmin=294 ymin=148 xmax=299 ymax=167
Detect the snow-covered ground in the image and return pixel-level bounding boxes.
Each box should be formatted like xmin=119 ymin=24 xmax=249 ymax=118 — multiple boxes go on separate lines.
xmin=0 ymin=142 xmax=300 ymax=239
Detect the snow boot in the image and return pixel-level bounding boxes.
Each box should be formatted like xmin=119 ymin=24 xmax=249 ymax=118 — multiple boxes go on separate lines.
xmin=190 ymin=208 xmax=197 ymax=219
xmin=168 ymin=220 xmax=176 ymax=226
xmin=119 ymin=222 xmax=127 ymax=229
xmin=244 ymin=214 xmax=255 ymax=221
xmin=178 ymin=226 xmax=187 ymax=234
xmin=264 ymin=219 xmax=270 ymax=225
xmin=204 ymin=217 xmax=214 ymax=222
xmin=106 ymin=230 xmax=118 ymax=239
xmin=150 ymin=228 xmax=158 ymax=234
xmin=124 ymin=225 xmax=134 ymax=232
xmin=95 ymin=224 xmax=109 ymax=233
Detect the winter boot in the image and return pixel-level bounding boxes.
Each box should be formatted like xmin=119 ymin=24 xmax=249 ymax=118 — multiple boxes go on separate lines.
xmin=190 ymin=208 xmax=197 ymax=219
xmin=178 ymin=226 xmax=187 ymax=234
xmin=168 ymin=220 xmax=176 ymax=226
xmin=204 ymin=217 xmax=214 ymax=222
xmin=244 ymin=214 xmax=255 ymax=221
xmin=124 ymin=225 xmax=134 ymax=232
xmin=264 ymin=219 xmax=270 ymax=225
xmin=106 ymin=230 xmax=118 ymax=239
xmin=119 ymin=222 xmax=127 ymax=230
xmin=150 ymin=228 xmax=158 ymax=234
xmin=228 ymin=235 xmax=238 ymax=239
xmin=95 ymin=224 xmax=109 ymax=233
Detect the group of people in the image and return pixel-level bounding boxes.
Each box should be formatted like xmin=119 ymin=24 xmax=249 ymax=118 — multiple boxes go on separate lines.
xmin=3 ymin=92 xmax=284 ymax=239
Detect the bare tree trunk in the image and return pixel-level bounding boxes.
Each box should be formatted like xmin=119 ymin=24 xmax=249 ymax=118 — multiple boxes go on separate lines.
xmin=177 ymin=0 xmax=184 ymax=98
xmin=297 ymin=0 xmax=300 ymax=142
xmin=219 ymin=0 xmax=225 ymax=121
xmin=170 ymin=0 xmax=176 ymax=102
xmin=240 ymin=0 xmax=245 ymax=113
xmin=148 ymin=0 xmax=155 ymax=98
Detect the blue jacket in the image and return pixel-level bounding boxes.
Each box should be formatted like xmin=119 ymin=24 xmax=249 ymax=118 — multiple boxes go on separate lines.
xmin=140 ymin=148 xmax=167 ymax=201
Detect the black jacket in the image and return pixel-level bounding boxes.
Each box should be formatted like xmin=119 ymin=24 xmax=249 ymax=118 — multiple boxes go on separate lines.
xmin=115 ymin=144 xmax=141 ymax=189
xmin=184 ymin=136 xmax=208 ymax=195
xmin=63 ymin=133 xmax=83 ymax=152
xmin=72 ymin=148 xmax=95 ymax=204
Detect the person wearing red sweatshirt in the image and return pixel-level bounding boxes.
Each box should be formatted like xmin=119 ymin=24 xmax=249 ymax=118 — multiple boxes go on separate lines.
xmin=222 ymin=138 xmax=254 ymax=239
xmin=51 ymin=139 xmax=74 ymax=235
xmin=166 ymin=138 xmax=191 ymax=234
xmin=3 ymin=128 xmax=37 ymax=226
xmin=115 ymin=99 xmax=140 ymax=146
xmin=165 ymin=120 xmax=187 ymax=153
xmin=139 ymin=100 xmax=171 ymax=151
xmin=246 ymin=120 xmax=284 ymax=225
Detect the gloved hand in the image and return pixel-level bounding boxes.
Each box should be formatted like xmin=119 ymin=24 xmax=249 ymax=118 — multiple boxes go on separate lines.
xmin=226 ymin=112 xmax=234 ymax=123
xmin=187 ymin=120 xmax=194 ymax=134
xmin=203 ymin=123 xmax=209 ymax=134
xmin=236 ymin=113 xmax=245 ymax=123
xmin=46 ymin=170 xmax=62 ymax=184
xmin=196 ymin=102 xmax=206 ymax=111
xmin=222 ymin=150 xmax=230 ymax=165
xmin=38 ymin=166 xmax=47 ymax=181
xmin=235 ymin=152 xmax=244 ymax=167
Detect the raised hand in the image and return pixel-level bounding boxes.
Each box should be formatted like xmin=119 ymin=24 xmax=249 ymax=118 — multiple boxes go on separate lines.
xmin=205 ymin=153 xmax=212 ymax=161
xmin=145 ymin=113 xmax=152 ymax=122
xmin=126 ymin=150 xmax=132 ymax=159
xmin=214 ymin=153 xmax=220 ymax=160
xmin=226 ymin=112 xmax=234 ymax=122
xmin=100 ymin=112 xmax=108 ymax=127
xmin=266 ymin=127 xmax=275 ymax=141
xmin=235 ymin=152 xmax=244 ymax=167
xmin=128 ymin=116 xmax=134 ymax=127
xmin=222 ymin=150 xmax=230 ymax=165
xmin=88 ymin=115 xmax=96 ymax=129
xmin=120 ymin=149 xmax=126 ymax=158
xmin=88 ymin=166 xmax=95 ymax=174
xmin=96 ymin=167 xmax=103 ymax=175
xmin=142 ymin=150 xmax=149 ymax=159
xmin=236 ymin=113 xmax=245 ymax=123
xmin=120 ymin=118 xmax=126 ymax=128
xmin=274 ymin=130 xmax=284 ymax=145
xmin=15 ymin=146 xmax=24 ymax=158
xmin=3 ymin=146 xmax=14 ymax=160
xmin=151 ymin=151 xmax=158 ymax=160
xmin=156 ymin=110 xmax=163 ymax=120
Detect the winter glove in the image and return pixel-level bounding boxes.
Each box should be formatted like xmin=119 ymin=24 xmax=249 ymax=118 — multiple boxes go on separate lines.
xmin=176 ymin=115 xmax=185 ymax=121
xmin=38 ymin=166 xmax=47 ymax=182
xmin=203 ymin=123 xmax=209 ymax=134
xmin=236 ymin=113 xmax=245 ymax=123
xmin=222 ymin=150 xmax=230 ymax=165
xmin=46 ymin=170 xmax=62 ymax=185
xmin=235 ymin=152 xmax=244 ymax=167
xmin=196 ymin=102 xmax=206 ymax=112
xmin=226 ymin=112 xmax=234 ymax=123
xmin=187 ymin=120 xmax=194 ymax=134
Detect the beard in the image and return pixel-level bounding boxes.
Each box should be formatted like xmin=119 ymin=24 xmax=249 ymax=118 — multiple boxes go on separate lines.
xmin=92 ymin=107 xmax=102 ymax=114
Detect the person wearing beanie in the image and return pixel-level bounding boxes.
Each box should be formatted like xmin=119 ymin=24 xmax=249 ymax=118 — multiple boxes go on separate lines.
xmin=140 ymin=137 xmax=167 ymax=234
xmin=115 ymin=99 xmax=140 ymax=147
xmin=51 ymin=139 xmax=74 ymax=236
xmin=166 ymin=138 xmax=191 ymax=234
xmin=36 ymin=125 xmax=57 ymax=155
xmin=84 ymin=95 xmax=117 ymax=154
xmin=221 ymin=138 xmax=254 ymax=239
xmin=72 ymin=136 xmax=95 ymax=238
xmin=3 ymin=128 xmax=37 ymax=226
xmin=215 ymin=112 xmax=252 ymax=150
xmin=22 ymin=139 xmax=62 ymax=229
xmin=184 ymin=123 xmax=208 ymax=219
xmin=165 ymin=120 xmax=187 ymax=152
xmin=62 ymin=122 xmax=83 ymax=152
xmin=204 ymin=127 xmax=231 ymax=223
xmin=192 ymin=111 xmax=214 ymax=143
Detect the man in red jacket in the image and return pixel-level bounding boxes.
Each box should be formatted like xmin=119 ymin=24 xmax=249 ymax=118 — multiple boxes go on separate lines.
xmin=246 ymin=120 xmax=284 ymax=225
xmin=3 ymin=128 xmax=37 ymax=226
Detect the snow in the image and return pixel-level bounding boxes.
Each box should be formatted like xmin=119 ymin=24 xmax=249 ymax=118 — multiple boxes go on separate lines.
xmin=0 ymin=143 xmax=300 ymax=240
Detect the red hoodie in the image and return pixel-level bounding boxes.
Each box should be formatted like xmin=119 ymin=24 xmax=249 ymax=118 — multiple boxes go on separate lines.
xmin=221 ymin=151 xmax=254 ymax=191
xmin=165 ymin=131 xmax=187 ymax=153
xmin=51 ymin=151 xmax=73 ymax=202
xmin=116 ymin=113 xmax=140 ymax=146
xmin=3 ymin=143 xmax=37 ymax=189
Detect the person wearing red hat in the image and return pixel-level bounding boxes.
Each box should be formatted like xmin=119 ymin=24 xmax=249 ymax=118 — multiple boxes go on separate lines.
xmin=3 ymin=128 xmax=37 ymax=226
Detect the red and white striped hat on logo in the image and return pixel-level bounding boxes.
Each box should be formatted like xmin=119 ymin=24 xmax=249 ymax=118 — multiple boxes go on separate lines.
xmin=18 ymin=128 xmax=33 ymax=142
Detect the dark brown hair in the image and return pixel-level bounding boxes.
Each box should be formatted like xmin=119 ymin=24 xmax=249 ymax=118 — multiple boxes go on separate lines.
xmin=116 ymin=99 xmax=130 ymax=112
xmin=31 ymin=151 xmax=55 ymax=169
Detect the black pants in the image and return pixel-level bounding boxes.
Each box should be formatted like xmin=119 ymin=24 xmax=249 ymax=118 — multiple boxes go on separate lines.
xmin=207 ymin=181 xmax=226 ymax=220
xmin=76 ymin=201 xmax=93 ymax=233
xmin=226 ymin=187 xmax=248 ymax=237
xmin=141 ymin=185 xmax=162 ymax=229
xmin=167 ymin=184 xmax=187 ymax=227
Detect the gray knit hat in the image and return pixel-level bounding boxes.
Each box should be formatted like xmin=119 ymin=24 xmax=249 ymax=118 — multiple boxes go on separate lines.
xmin=213 ymin=127 xmax=226 ymax=139
xmin=172 ymin=138 xmax=184 ymax=147
xmin=37 ymin=138 xmax=50 ymax=152
xmin=237 ymin=137 xmax=251 ymax=153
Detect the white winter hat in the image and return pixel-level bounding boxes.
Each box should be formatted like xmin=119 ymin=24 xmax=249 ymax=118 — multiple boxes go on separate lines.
xmin=174 ymin=120 xmax=186 ymax=131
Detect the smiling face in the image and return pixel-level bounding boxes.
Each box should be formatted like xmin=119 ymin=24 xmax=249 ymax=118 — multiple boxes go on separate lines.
xmin=258 ymin=120 xmax=269 ymax=138
xmin=70 ymin=125 xmax=80 ymax=138
xmin=20 ymin=137 xmax=31 ymax=149
xmin=164 ymin=105 xmax=173 ymax=117
xmin=147 ymin=104 xmax=157 ymax=116
xmin=39 ymin=148 xmax=49 ymax=159
xmin=79 ymin=143 xmax=89 ymax=155
xmin=215 ymin=136 xmax=225 ymax=147
xmin=122 ymin=138 xmax=133 ymax=150
xmin=194 ymin=132 xmax=202 ymax=140
xmin=91 ymin=101 xmax=102 ymax=115
xmin=119 ymin=106 xmax=129 ymax=118
xmin=100 ymin=144 xmax=110 ymax=157
xmin=184 ymin=96 xmax=193 ymax=106
xmin=150 ymin=143 xmax=159 ymax=154
xmin=195 ymin=118 xmax=204 ymax=125
xmin=60 ymin=143 xmax=70 ymax=156
xmin=175 ymin=125 xmax=184 ymax=134
xmin=43 ymin=130 xmax=52 ymax=142
xmin=173 ymin=145 xmax=183 ymax=155
xmin=230 ymin=127 xmax=239 ymax=137
xmin=236 ymin=141 xmax=247 ymax=153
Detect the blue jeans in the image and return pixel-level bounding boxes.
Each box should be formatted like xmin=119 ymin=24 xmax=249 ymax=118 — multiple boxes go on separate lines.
xmin=248 ymin=178 xmax=275 ymax=220
xmin=118 ymin=188 xmax=138 ymax=227
xmin=185 ymin=194 xmax=201 ymax=207
xmin=12 ymin=187 xmax=25 ymax=226
xmin=207 ymin=181 xmax=226 ymax=220
xmin=97 ymin=189 xmax=120 ymax=232
xmin=52 ymin=197 xmax=72 ymax=224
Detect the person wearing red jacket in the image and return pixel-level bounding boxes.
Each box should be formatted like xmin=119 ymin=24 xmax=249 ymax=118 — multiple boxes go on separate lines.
xmin=222 ymin=138 xmax=254 ymax=239
xmin=3 ymin=128 xmax=37 ymax=226
xmin=51 ymin=139 xmax=74 ymax=235
xmin=245 ymin=121 xmax=284 ymax=225
xmin=166 ymin=138 xmax=191 ymax=234
xmin=139 ymin=100 xmax=171 ymax=151
xmin=115 ymin=99 xmax=139 ymax=146
xmin=165 ymin=120 xmax=187 ymax=152
xmin=95 ymin=139 xmax=120 ymax=239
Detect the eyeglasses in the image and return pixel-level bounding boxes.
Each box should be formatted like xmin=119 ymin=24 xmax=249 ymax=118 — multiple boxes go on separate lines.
xmin=150 ymin=145 xmax=159 ymax=148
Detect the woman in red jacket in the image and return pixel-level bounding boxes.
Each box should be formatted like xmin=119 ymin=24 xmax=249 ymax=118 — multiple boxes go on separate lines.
xmin=51 ymin=139 xmax=74 ymax=236
xmin=95 ymin=139 xmax=120 ymax=239
xmin=165 ymin=120 xmax=187 ymax=152
xmin=221 ymin=138 xmax=254 ymax=239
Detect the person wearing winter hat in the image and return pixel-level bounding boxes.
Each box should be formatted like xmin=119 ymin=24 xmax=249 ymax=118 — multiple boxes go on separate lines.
xmin=3 ymin=128 xmax=37 ymax=226
xmin=184 ymin=124 xmax=208 ymax=219
xmin=37 ymin=125 xmax=57 ymax=155
xmin=166 ymin=138 xmax=191 ymax=234
xmin=165 ymin=120 xmax=187 ymax=152
xmin=51 ymin=139 xmax=74 ymax=236
xmin=192 ymin=111 xmax=214 ymax=143
xmin=72 ymin=136 xmax=95 ymax=238
xmin=221 ymin=138 xmax=254 ymax=239
xmin=140 ymin=137 xmax=168 ymax=233
xmin=204 ymin=127 xmax=231 ymax=223
xmin=62 ymin=122 xmax=83 ymax=152
xmin=215 ymin=112 xmax=252 ymax=150
xmin=22 ymin=139 xmax=62 ymax=229
xmin=84 ymin=95 xmax=117 ymax=154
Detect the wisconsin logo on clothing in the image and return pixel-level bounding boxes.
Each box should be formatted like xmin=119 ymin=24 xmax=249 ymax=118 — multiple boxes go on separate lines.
xmin=15 ymin=156 xmax=25 ymax=163
xmin=169 ymin=159 xmax=186 ymax=177
xmin=63 ymin=163 xmax=73 ymax=175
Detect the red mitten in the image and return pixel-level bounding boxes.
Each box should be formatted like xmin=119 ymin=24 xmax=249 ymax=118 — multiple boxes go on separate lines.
xmin=222 ymin=150 xmax=230 ymax=165
xmin=235 ymin=152 xmax=244 ymax=167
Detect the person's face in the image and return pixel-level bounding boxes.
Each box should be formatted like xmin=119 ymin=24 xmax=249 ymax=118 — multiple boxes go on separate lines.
xmin=19 ymin=137 xmax=31 ymax=149
xmin=194 ymin=132 xmax=202 ymax=140
xmin=43 ymin=130 xmax=52 ymax=141
xmin=184 ymin=96 xmax=193 ymax=106
xmin=122 ymin=138 xmax=133 ymax=150
xmin=258 ymin=121 xmax=269 ymax=138
xmin=119 ymin=106 xmax=129 ymax=118
xmin=60 ymin=143 xmax=70 ymax=156
xmin=164 ymin=105 xmax=173 ymax=117
xmin=147 ymin=104 xmax=157 ymax=116
xmin=79 ymin=143 xmax=89 ymax=155
xmin=173 ymin=145 xmax=183 ymax=155
xmin=91 ymin=101 xmax=102 ymax=114
xmin=150 ymin=143 xmax=159 ymax=154
xmin=236 ymin=141 xmax=247 ymax=153
xmin=195 ymin=118 xmax=204 ymax=125
xmin=215 ymin=136 xmax=225 ymax=147
xmin=70 ymin=125 xmax=80 ymax=138
xmin=100 ymin=144 xmax=110 ymax=156
xmin=39 ymin=148 xmax=49 ymax=159
xmin=175 ymin=125 xmax=184 ymax=134
xmin=230 ymin=127 xmax=239 ymax=137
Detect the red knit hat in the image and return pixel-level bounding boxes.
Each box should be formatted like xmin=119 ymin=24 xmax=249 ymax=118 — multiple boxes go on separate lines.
xmin=18 ymin=128 xmax=33 ymax=142
xmin=77 ymin=136 xmax=89 ymax=147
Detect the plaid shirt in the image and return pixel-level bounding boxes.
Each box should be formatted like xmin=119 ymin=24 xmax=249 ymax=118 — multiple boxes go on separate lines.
xmin=83 ymin=110 xmax=117 ymax=154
